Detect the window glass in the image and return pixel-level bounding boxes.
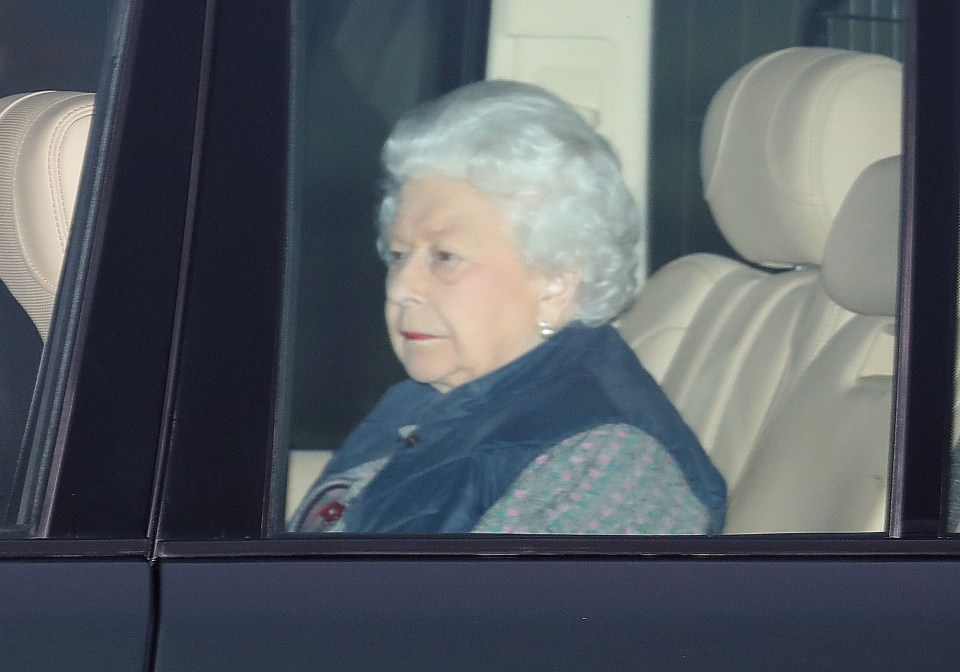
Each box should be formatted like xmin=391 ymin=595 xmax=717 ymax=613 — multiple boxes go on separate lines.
xmin=0 ymin=0 xmax=114 ymax=537
xmin=948 ymin=198 xmax=960 ymax=534
xmin=273 ymin=0 xmax=907 ymax=537
xmin=274 ymin=0 xmax=489 ymax=529
xmin=951 ymin=331 xmax=960 ymax=533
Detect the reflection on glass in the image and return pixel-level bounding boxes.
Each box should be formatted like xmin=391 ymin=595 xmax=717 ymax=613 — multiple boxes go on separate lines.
xmin=949 ymin=256 xmax=960 ymax=533
xmin=276 ymin=0 xmax=488 ymax=528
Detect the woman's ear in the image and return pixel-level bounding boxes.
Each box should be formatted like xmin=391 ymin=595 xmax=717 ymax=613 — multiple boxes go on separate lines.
xmin=538 ymin=269 xmax=581 ymax=327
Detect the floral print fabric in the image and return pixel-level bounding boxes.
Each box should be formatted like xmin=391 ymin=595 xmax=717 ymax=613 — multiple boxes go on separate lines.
xmin=291 ymin=423 xmax=711 ymax=535
xmin=474 ymin=424 xmax=711 ymax=534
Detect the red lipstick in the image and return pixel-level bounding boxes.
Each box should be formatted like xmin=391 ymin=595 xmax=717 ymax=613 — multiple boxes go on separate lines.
xmin=401 ymin=331 xmax=435 ymax=341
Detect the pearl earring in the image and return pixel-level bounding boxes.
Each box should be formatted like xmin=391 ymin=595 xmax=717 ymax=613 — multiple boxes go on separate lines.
xmin=538 ymin=320 xmax=557 ymax=338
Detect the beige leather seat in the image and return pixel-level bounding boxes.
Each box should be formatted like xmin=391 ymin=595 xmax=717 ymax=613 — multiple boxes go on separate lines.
xmin=0 ymin=90 xmax=94 ymax=339
xmin=618 ymin=48 xmax=903 ymax=533
xmin=724 ymin=156 xmax=900 ymax=532
xmin=0 ymin=91 xmax=93 ymax=513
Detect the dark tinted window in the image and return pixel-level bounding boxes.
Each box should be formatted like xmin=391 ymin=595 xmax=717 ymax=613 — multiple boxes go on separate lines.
xmin=0 ymin=0 xmax=113 ymax=537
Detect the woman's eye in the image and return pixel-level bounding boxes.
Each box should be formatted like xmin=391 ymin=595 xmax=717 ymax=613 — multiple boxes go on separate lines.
xmin=387 ymin=249 xmax=408 ymax=266
xmin=432 ymin=249 xmax=460 ymax=266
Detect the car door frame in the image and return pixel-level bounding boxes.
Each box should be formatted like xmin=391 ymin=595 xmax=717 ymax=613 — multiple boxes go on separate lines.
xmin=147 ymin=1 xmax=960 ymax=669
xmin=0 ymin=0 xmax=207 ymax=669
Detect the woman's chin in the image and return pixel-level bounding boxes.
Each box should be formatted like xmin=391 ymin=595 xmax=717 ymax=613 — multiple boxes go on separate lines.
xmin=402 ymin=364 xmax=461 ymax=393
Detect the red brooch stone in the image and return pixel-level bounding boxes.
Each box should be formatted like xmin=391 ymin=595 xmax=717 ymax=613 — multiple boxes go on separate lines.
xmin=317 ymin=501 xmax=345 ymax=523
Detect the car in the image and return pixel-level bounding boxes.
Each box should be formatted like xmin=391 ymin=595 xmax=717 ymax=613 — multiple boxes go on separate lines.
xmin=1 ymin=0 xmax=959 ymax=670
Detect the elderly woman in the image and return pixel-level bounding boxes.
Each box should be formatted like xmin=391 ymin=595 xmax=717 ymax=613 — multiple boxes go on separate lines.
xmin=290 ymin=81 xmax=725 ymax=535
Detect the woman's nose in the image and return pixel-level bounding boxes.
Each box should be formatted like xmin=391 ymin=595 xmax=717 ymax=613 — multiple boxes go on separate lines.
xmin=386 ymin=253 xmax=425 ymax=305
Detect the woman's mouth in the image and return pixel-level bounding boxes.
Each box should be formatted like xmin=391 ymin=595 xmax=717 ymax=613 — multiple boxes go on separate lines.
xmin=401 ymin=331 xmax=436 ymax=341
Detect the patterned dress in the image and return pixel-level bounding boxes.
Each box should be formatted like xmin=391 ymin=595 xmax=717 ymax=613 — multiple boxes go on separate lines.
xmin=291 ymin=423 xmax=711 ymax=535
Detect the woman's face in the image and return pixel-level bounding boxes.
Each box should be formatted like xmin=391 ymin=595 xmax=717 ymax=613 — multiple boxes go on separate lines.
xmin=384 ymin=177 xmax=554 ymax=393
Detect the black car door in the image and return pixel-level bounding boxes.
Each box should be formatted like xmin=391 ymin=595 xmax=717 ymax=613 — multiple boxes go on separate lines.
xmin=0 ymin=1 xmax=205 ymax=669
xmin=148 ymin=1 xmax=960 ymax=670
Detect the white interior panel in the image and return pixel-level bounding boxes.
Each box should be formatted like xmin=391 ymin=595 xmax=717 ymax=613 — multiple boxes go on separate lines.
xmin=486 ymin=0 xmax=654 ymax=280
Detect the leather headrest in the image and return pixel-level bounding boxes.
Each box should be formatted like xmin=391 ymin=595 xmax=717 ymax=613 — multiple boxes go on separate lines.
xmin=0 ymin=91 xmax=94 ymax=339
xmin=701 ymin=48 xmax=902 ymax=268
xmin=821 ymin=156 xmax=901 ymax=317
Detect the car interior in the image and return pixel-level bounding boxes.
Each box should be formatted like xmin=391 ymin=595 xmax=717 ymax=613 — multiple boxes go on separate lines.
xmin=0 ymin=0 xmax=913 ymax=536
xmin=619 ymin=47 xmax=902 ymax=532
xmin=0 ymin=91 xmax=95 ymax=522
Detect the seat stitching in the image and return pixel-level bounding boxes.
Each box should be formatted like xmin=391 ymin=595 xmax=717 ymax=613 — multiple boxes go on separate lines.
xmin=47 ymin=100 xmax=94 ymax=257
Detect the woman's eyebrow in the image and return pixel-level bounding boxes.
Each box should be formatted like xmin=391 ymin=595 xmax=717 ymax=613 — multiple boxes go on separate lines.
xmin=424 ymin=214 xmax=469 ymax=239
xmin=385 ymin=231 xmax=411 ymax=246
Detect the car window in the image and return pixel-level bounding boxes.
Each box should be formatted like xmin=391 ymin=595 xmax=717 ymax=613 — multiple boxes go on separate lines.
xmin=264 ymin=0 xmax=916 ymax=538
xmin=0 ymin=0 xmax=114 ymax=538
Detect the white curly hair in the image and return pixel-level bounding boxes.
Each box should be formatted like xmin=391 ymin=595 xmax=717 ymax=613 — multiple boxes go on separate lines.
xmin=377 ymin=80 xmax=644 ymax=325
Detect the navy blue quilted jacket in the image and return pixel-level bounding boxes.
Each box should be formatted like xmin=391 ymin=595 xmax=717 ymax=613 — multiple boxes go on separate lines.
xmin=307 ymin=323 xmax=726 ymax=533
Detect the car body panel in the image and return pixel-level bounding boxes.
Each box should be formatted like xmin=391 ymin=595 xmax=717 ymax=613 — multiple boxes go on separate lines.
xmin=4 ymin=1 xmax=960 ymax=669
xmin=154 ymin=557 xmax=960 ymax=671
xmin=0 ymin=559 xmax=152 ymax=671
